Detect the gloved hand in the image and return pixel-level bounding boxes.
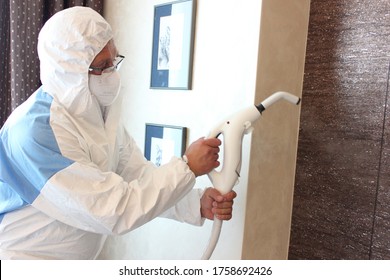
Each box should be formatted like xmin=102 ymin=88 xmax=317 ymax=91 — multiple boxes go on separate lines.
xmin=184 ymin=137 xmax=221 ymax=177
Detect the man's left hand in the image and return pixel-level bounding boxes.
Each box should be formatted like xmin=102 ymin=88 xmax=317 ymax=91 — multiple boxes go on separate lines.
xmin=200 ymin=187 xmax=237 ymax=220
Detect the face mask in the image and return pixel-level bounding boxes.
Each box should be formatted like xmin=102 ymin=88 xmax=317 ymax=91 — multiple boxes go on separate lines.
xmin=89 ymin=71 xmax=121 ymax=107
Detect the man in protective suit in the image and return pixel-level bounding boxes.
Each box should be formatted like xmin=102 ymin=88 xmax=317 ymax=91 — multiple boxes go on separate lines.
xmin=0 ymin=6 xmax=236 ymax=259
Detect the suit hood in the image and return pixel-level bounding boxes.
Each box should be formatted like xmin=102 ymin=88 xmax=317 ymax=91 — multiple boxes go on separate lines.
xmin=38 ymin=6 xmax=113 ymax=117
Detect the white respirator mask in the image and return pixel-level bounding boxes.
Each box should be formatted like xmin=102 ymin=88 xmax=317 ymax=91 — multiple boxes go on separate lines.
xmin=89 ymin=70 xmax=121 ymax=107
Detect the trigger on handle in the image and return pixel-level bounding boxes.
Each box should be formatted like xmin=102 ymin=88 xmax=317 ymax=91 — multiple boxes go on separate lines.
xmin=244 ymin=121 xmax=253 ymax=134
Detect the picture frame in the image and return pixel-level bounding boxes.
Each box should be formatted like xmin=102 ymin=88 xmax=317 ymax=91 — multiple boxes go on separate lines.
xmin=144 ymin=123 xmax=187 ymax=166
xmin=150 ymin=0 xmax=197 ymax=90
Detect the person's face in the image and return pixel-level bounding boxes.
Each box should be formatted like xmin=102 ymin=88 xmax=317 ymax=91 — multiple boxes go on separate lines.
xmin=89 ymin=40 xmax=118 ymax=75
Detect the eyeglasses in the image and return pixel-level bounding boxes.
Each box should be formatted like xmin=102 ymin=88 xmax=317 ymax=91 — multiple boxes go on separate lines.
xmin=89 ymin=55 xmax=125 ymax=74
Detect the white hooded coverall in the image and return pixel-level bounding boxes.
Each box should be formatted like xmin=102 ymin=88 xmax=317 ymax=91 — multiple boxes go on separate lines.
xmin=0 ymin=7 xmax=203 ymax=259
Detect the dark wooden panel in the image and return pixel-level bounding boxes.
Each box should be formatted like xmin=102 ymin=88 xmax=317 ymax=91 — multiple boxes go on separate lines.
xmin=289 ymin=0 xmax=390 ymax=259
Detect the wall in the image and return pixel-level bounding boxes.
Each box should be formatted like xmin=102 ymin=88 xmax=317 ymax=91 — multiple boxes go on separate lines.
xmin=98 ymin=0 xmax=309 ymax=259
xmin=289 ymin=0 xmax=390 ymax=259
xmin=99 ymin=0 xmax=262 ymax=260
xmin=242 ymin=0 xmax=310 ymax=259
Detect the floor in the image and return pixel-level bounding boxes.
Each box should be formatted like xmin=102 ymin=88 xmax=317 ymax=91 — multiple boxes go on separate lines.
xmin=288 ymin=0 xmax=390 ymax=259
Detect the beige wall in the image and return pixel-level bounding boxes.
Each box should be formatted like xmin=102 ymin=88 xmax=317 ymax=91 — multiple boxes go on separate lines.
xmin=100 ymin=0 xmax=310 ymax=259
xmin=242 ymin=0 xmax=310 ymax=259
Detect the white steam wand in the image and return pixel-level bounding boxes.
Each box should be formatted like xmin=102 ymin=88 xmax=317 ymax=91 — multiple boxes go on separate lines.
xmin=201 ymin=91 xmax=301 ymax=260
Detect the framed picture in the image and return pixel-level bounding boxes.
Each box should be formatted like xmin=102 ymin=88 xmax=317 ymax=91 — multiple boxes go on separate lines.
xmin=150 ymin=0 xmax=196 ymax=89
xmin=145 ymin=123 xmax=187 ymax=166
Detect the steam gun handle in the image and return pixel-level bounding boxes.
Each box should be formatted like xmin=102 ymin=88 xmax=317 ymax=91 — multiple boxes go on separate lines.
xmin=206 ymin=105 xmax=261 ymax=194
xmin=206 ymin=124 xmax=249 ymax=195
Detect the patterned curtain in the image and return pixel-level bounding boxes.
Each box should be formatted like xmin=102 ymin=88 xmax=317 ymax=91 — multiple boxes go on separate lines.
xmin=0 ymin=0 xmax=104 ymax=126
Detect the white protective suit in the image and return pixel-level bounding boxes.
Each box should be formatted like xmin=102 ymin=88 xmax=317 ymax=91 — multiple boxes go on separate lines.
xmin=0 ymin=7 xmax=203 ymax=259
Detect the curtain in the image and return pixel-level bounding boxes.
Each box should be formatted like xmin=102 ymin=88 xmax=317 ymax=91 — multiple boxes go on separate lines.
xmin=0 ymin=0 xmax=104 ymax=127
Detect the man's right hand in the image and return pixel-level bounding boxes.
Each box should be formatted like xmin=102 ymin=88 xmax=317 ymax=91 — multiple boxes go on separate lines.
xmin=184 ymin=137 xmax=221 ymax=177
